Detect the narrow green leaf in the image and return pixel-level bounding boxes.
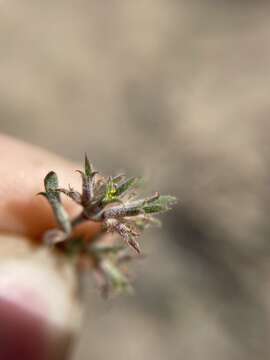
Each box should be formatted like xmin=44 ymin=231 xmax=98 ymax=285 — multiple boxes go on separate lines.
xmin=91 ymin=244 xmax=125 ymax=256
xmin=142 ymin=195 xmax=177 ymax=214
xmin=103 ymin=177 xmax=118 ymax=204
xmin=133 ymin=215 xmax=162 ymax=230
xmin=42 ymin=171 xmax=72 ymax=234
xmin=112 ymin=173 xmax=126 ymax=183
xmin=115 ymin=177 xmax=138 ymax=197
xmin=100 ymin=260 xmax=133 ymax=293
xmin=84 ymin=153 xmax=93 ymax=178
xmin=76 ymin=169 xmax=92 ymax=205
xmin=44 ymin=171 xmax=59 ymax=194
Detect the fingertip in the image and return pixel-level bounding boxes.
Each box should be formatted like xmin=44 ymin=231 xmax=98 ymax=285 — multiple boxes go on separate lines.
xmin=0 ymin=297 xmax=49 ymax=360
xmin=0 ymin=134 xmax=100 ymax=242
xmin=0 ymin=233 xmax=81 ymax=360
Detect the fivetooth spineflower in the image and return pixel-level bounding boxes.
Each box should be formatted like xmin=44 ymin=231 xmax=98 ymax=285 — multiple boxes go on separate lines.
xmin=39 ymin=154 xmax=177 ymax=296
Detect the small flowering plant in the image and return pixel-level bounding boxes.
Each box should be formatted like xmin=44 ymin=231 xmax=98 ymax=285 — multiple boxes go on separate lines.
xmin=39 ymin=155 xmax=176 ymax=296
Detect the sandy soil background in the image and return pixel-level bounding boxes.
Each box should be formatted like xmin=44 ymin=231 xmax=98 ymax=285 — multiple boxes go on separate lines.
xmin=1 ymin=1 xmax=270 ymax=359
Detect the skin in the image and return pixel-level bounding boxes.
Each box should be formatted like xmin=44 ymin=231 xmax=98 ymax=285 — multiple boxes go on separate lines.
xmin=0 ymin=133 xmax=101 ymax=240
xmin=0 ymin=133 xmax=100 ymax=360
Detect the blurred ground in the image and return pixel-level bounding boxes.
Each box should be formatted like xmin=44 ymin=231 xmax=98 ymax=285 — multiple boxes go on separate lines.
xmin=1 ymin=1 xmax=270 ymax=359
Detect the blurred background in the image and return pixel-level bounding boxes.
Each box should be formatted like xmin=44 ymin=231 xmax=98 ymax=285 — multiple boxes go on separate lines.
xmin=1 ymin=1 xmax=270 ymax=359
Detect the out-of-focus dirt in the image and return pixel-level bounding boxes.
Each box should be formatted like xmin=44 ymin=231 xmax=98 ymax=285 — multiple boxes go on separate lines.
xmin=1 ymin=1 xmax=270 ymax=359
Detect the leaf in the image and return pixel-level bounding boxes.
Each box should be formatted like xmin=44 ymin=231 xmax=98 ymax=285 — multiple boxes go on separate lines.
xmin=43 ymin=229 xmax=68 ymax=246
xmin=44 ymin=171 xmax=59 ymax=197
xmin=103 ymin=204 xmax=142 ymax=219
xmin=91 ymin=175 xmax=107 ymax=203
xmin=133 ymin=215 xmax=162 ymax=230
xmin=91 ymin=244 xmax=125 ymax=256
xmin=127 ymin=237 xmax=141 ymax=254
xmin=112 ymin=173 xmax=126 ymax=183
xmin=41 ymin=171 xmax=72 ymax=234
xmin=113 ymin=222 xmax=141 ymax=254
xmin=76 ymin=170 xmax=92 ymax=205
xmin=84 ymin=153 xmax=93 ymax=178
xmin=115 ymin=177 xmax=138 ymax=197
xmin=100 ymin=259 xmax=133 ymax=294
xmin=142 ymin=195 xmax=177 ymax=214
xmin=103 ymin=177 xmax=118 ymax=204
xmin=58 ymin=187 xmax=82 ymax=204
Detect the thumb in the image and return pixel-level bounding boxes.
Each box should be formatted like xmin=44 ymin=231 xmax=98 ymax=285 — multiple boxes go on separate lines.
xmin=0 ymin=233 xmax=81 ymax=360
